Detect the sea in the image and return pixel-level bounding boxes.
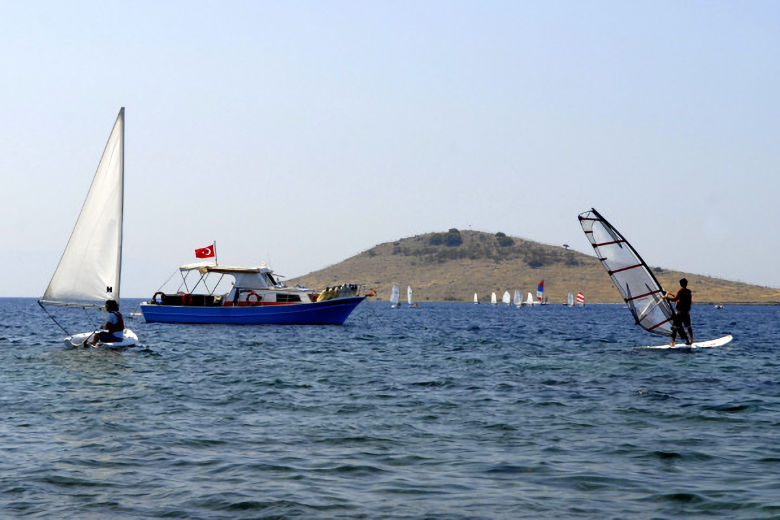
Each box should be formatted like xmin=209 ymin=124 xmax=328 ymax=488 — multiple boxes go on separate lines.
xmin=1 ymin=298 xmax=778 ymax=519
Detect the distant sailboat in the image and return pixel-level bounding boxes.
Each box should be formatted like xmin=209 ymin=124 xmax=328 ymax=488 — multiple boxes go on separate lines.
xmin=536 ymin=280 xmax=544 ymax=304
xmin=576 ymin=291 xmax=585 ymax=306
xmin=513 ymin=289 xmax=522 ymax=307
xmin=390 ymin=285 xmax=400 ymax=308
xmin=407 ymin=285 xmax=418 ymax=307
xmin=525 ymin=292 xmax=534 ymax=306
xmin=502 ymin=291 xmax=511 ymax=305
xmin=39 ymin=108 xmax=138 ymax=347
xmin=568 ymin=292 xmax=574 ymax=306
xmin=491 ymin=292 xmax=497 ymax=305
xmin=473 ymin=292 xmax=479 ymax=304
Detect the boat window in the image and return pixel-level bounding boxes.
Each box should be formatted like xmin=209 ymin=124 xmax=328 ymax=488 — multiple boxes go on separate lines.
xmin=276 ymin=294 xmax=301 ymax=303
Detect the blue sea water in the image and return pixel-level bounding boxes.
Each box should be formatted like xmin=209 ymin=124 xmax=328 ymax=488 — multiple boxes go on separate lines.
xmin=1 ymin=298 xmax=778 ymax=519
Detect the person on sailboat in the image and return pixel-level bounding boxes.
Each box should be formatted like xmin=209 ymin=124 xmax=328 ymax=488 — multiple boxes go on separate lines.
xmin=86 ymin=299 xmax=125 ymax=345
xmin=664 ymin=278 xmax=693 ymax=346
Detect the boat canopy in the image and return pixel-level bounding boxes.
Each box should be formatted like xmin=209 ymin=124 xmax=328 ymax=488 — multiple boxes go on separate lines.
xmin=178 ymin=264 xmax=269 ymax=274
xmin=176 ymin=264 xmax=283 ymax=292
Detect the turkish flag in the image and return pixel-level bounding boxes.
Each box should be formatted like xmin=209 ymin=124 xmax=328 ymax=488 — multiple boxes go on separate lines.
xmin=195 ymin=244 xmax=215 ymax=258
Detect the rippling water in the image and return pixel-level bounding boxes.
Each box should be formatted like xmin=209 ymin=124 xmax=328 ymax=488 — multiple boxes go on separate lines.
xmin=1 ymin=298 xmax=778 ymax=519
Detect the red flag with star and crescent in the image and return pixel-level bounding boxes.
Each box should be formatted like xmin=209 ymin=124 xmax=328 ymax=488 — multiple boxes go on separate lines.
xmin=195 ymin=244 xmax=215 ymax=258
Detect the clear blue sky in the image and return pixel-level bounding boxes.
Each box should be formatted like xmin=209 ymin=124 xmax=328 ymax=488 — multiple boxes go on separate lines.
xmin=2 ymin=1 xmax=779 ymax=297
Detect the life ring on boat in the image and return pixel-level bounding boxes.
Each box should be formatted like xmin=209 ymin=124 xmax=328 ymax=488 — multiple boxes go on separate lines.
xmin=181 ymin=293 xmax=193 ymax=306
xmin=152 ymin=291 xmax=165 ymax=305
xmin=246 ymin=291 xmax=260 ymax=305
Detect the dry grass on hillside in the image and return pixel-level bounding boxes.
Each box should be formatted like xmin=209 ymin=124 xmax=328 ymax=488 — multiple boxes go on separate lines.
xmin=290 ymin=230 xmax=779 ymax=304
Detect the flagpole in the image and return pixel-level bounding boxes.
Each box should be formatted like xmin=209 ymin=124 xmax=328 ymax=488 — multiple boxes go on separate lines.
xmin=213 ymin=241 xmax=218 ymax=266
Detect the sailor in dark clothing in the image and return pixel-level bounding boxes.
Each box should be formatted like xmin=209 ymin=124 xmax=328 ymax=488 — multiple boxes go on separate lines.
xmin=664 ymin=278 xmax=693 ymax=346
xmin=86 ymin=299 xmax=125 ymax=345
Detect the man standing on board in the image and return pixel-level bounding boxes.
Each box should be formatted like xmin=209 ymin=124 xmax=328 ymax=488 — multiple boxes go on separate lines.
xmin=664 ymin=278 xmax=694 ymax=346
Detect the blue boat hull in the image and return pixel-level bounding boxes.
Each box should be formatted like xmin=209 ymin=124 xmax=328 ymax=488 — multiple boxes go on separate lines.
xmin=139 ymin=296 xmax=365 ymax=325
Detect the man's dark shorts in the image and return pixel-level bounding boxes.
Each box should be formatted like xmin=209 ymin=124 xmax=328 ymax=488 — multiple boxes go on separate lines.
xmin=673 ymin=312 xmax=691 ymax=330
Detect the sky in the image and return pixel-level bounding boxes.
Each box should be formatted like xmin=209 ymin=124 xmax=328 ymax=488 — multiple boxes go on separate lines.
xmin=2 ymin=1 xmax=779 ymax=297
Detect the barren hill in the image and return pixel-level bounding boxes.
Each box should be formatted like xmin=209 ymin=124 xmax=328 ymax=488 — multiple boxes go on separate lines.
xmin=290 ymin=230 xmax=779 ymax=304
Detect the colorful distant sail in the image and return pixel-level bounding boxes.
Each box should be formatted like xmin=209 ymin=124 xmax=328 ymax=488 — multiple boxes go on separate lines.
xmin=576 ymin=291 xmax=585 ymax=306
xmin=536 ymin=281 xmax=544 ymax=302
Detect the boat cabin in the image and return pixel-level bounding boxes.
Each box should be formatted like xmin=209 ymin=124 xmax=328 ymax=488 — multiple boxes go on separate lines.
xmin=147 ymin=264 xmax=359 ymax=307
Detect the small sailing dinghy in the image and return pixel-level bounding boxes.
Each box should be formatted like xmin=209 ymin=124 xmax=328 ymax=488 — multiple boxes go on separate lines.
xmin=578 ymin=208 xmax=732 ymax=349
xmin=576 ymin=291 xmax=585 ymax=307
xmin=567 ymin=292 xmax=574 ymax=307
xmin=38 ymin=108 xmax=138 ymax=348
xmin=491 ymin=292 xmax=498 ymax=305
xmin=390 ymin=285 xmax=401 ymax=308
xmin=407 ymin=285 xmax=418 ymax=307
xmin=513 ymin=289 xmax=522 ymax=307
xmin=502 ymin=291 xmax=511 ymax=305
xmin=473 ymin=292 xmax=479 ymax=304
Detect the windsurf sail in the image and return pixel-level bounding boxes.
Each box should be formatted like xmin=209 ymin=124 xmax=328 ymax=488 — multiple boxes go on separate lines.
xmin=536 ymin=281 xmax=544 ymax=302
xmin=578 ymin=208 xmax=674 ymax=336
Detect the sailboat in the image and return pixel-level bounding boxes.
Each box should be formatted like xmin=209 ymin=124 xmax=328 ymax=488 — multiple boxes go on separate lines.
xmin=567 ymin=292 xmax=574 ymax=306
xmin=390 ymin=285 xmax=400 ymax=308
xmin=39 ymin=108 xmax=138 ymax=347
xmin=407 ymin=285 xmax=418 ymax=307
xmin=576 ymin=291 xmax=585 ymax=306
xmin=513 ymin=289 xmax=522 ymax=307
xmin=502 ymin=291 xmax=511 ymax=305
xmin=473 ymin=292 xmax=479 ymax=304
xmin=491 ymin=292 xmax=497 ymax=305
xmin=578 ymin=208 xmax=732 ymax=348
xmin=524 ymin=292 xmax=535 ymax=306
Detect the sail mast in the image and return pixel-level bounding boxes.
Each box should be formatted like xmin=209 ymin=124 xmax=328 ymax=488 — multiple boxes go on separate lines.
xmin=116 ymin=107 xmax=125 ymax=301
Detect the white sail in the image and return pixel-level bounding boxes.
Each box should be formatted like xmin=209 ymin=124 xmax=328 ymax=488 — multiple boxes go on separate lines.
xmin=502 ymin=291 xmax=511 ymax=305
xmin=390 ymin=285 xmax=400 ymax=307
xmin=42 ymin=108 xmax=125 ymax=306
xmin=526 ymin=292 xmax=534 ymax=305
xmin=407 ymin=285 xmax=413 ymax=305
xmin=568 ymin=292 xmax=574 ymax=306
xmin=473 ymin=292 xmax=479 ymax=304
xmin=514 ymin=289 xmax=521 ymax=306
xmin=491 ymin=292 xmax=497 ymax=305
xmin=578 ymin=208 xmax=674 ymax=336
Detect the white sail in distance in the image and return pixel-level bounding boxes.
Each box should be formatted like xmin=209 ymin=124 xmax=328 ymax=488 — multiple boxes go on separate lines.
xmin=42 ymin=108 xmax=125 ymax=306
xmin=390 ymin=285 xmax=400 ymax=306
xmin=578 ymin=208 xmax=675 ymax=336
xmin=407 ymin=285 xmax=413 ymax=306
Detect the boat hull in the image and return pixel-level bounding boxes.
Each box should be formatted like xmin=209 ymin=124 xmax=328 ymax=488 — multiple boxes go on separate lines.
xmin=139 ymin=296 xmax=365 ymax=325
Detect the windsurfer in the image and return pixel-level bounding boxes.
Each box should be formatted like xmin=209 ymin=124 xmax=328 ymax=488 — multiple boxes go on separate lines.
xmin=664 ymin=278 xmax=693 ymax=346
xmin=86 ymin=299 xmax=125 ymax=346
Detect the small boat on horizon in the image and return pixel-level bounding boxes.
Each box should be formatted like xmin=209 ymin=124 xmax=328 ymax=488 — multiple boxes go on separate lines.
xmin=407 ymin=285 xmax=418 ymax=308
xmin=390 ymin=285 xmax=401 ymax=308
